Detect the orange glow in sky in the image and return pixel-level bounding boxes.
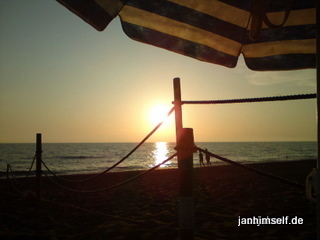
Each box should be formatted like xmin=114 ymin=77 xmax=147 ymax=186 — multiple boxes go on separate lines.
xmin=0 ymin=1 xmax=317 ymax=143
xmin=149 ymin=104 xmax=170 ymax=125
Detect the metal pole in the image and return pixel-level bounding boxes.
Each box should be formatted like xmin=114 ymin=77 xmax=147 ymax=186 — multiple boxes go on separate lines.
xmin=36 ymin=133 xmax=42 ymax=201
xmin=173 ymin=78 xmax=194 ymax=240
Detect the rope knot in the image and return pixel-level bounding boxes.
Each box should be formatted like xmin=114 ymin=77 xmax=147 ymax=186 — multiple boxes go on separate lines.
xmin=174 ymin=145 xmax=197 ymax=153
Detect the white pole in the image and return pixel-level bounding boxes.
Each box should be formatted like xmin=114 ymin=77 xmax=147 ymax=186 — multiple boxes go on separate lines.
xmin=316 ymin=1 xmax=319 ymax=239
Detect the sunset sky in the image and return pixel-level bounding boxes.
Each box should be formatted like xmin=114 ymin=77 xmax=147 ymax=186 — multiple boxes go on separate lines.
xmin=0 ymin=1 xmax=317 ymax=143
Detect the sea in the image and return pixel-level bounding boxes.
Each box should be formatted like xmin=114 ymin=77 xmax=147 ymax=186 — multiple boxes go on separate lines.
xmin=0 ymin=142 xmax=317 ymax=179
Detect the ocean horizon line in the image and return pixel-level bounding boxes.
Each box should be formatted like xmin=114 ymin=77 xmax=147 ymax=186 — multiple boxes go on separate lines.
xmin=1 ymin=142 xmax=316 ymax=179
xmin=0 ymin=140 xmax=317 ymax=144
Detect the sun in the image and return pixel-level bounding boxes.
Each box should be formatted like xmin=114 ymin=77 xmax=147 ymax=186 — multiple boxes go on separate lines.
xmin=149 ymin=104 xmax=170 ymax=125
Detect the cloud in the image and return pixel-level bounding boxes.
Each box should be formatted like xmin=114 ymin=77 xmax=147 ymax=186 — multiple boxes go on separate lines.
xmin=247 ymin=69 xmax=316 ymax=87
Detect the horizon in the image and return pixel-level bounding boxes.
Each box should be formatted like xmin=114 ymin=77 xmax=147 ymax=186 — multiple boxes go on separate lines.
xmin=1 ymin=140 xmax=317 ymax=144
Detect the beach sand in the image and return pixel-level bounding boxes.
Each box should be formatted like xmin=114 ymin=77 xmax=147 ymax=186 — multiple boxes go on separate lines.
xmin=0 ymin=160 xmax=317 ymax=240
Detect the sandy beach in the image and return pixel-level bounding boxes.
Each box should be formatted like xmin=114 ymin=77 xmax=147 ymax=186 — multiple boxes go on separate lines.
xmin=0 ymin=159 xmax=317 ymax=240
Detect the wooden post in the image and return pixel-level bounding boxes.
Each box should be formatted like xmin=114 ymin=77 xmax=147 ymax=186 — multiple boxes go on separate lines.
xmin=174 ymin=77 xmax=183 ymax=138
xmin=173 ymin=78 xmax=194 ymax=240
xmin=36 ymin=133 xmax=42 ymax=201
xmin=177 ymin=128 xmax=195 ymax=240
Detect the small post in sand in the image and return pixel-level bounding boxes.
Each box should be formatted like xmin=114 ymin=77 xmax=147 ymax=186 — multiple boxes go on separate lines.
xmin=173 ymin=78 xmax=195 ymax=240
xmin=36 ymin=133 xmax=42 ymax=201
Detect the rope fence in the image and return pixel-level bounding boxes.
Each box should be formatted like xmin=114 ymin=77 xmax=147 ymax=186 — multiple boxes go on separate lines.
xmin=26 ymin=153 xmax=37 ymax=178
xmin=6 ymin=164 xmax=27 ymax=194
xmin=197 ymin=147 xmax=305 ymax=190
xmin=4 ymin=151 xmax=177 ymax=195
xmin=4 ymin=92 xmax=313 ymax=193
xmin=180 ymin=93 xmax=316 ymax=105
xmin=4 ymin=93 xmax=313 ymax=193
xmin=43 ymin=106 xmax=176 ymax=183
xmin=3 ymin=106 xmax=176 ymax=196
xmin=42 ymin=153 xmax=177 ymax=193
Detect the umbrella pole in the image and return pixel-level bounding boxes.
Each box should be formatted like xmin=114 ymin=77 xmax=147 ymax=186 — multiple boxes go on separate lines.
xmin=317 ymin=0 xmax=320 ymax=239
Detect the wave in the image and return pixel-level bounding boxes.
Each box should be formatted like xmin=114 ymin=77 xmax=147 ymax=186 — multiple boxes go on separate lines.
xmin=60 ymin=156 xmax=105 ymax=160
xmin=0 ymin=170 xmax=36 ymax=179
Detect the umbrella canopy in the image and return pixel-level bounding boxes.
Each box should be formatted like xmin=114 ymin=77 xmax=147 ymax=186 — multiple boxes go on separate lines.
xmin=56 ymin=0 xmax=316 ymax=71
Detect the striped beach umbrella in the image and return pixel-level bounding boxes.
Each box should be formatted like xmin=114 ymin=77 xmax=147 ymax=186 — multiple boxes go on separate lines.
xmin=56 ymin=0 xmax=316 ymax=71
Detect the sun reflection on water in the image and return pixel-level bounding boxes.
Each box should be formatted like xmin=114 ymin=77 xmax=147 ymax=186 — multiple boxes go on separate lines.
xmin=152 ymin=142 xmax=171 ymax=168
